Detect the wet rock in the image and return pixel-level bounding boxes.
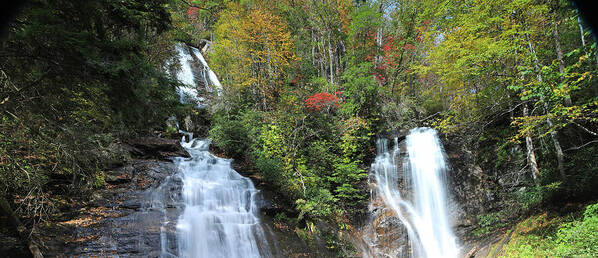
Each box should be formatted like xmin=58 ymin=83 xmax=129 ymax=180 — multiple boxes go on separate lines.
xmin=441 ymin=134 xmax=526 ymax=256
xmin=124 ymin=137 xmax=189 ymax=160
xmin=360 ymin=196 xmax=411 ymax=258
xmin=39 ymin=160 xmax=182 ymax=257
xmin=377 ymin=129 xmax=409 ymax=142
xmin=105 ymin=166 xmax=133 ymax=184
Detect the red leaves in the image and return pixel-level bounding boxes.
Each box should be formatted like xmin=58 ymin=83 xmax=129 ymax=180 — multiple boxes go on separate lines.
xmin=187 ymin=7 xmax=199 ymax=19
xmin=304 ymin=92 xmax=342 ymax=112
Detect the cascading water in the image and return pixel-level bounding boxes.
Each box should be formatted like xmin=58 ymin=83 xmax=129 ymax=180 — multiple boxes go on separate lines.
xmin=172 ymin=43 xmax=222 ymax=107
xmin=172 ymin=137 xmax=272 ymax=258
xmin=369 ymin=127 xmax=459 ymax=257
xmin=189 ymin=47 xmax=222 ymax=92
xmin=174 ymin=44 xmax=203 ymax=106
xmin=160 ymin=44 xmax=272 ymax=257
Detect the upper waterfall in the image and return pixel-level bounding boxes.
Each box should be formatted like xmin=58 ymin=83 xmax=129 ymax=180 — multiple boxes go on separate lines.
xmin=172 ymin=43 xmax=222 ymax=107
xmin=189 ymin=46 xmax=222 ymax=91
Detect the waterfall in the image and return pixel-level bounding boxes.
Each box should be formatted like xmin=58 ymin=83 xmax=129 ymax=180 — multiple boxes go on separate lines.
xmin=161 ymin=45 xmax=270 ymax=257
xmin=172 ymin=43 xmax=222 ymax=107
xmin=173 ymin=44 xmax=203 ymax=107
xmin=189 ymin=47 xmax=222 ymax=92
xmin=170 ymin=137 xmax=272 ymax=258
xmin=370 ymin=127 xmax=458 ymax=257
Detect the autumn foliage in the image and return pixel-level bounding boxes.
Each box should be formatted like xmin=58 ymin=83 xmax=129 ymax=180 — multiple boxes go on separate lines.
xmin=187 ymin=7 xmax=199 ymax=18
xmin=304 ymin=92 xmax=342 ymax=112
xmin=210 ymin=4 xmax=296 ymax=110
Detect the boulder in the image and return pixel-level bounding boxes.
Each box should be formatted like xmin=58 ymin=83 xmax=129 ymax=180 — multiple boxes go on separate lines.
xmin=124 ymin=137 xmax=189 ymax=160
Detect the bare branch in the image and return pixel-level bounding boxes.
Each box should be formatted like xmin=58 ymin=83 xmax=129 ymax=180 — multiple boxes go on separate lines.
xmin=565 ymin=140 xmax=598 ymax=151
xmin=572 ymin=121 xmax=598 ymax=136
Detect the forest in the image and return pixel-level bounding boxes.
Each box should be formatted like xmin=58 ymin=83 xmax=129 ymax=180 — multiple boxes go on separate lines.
xmin=0 ymin=0 xmax=596 ymax=257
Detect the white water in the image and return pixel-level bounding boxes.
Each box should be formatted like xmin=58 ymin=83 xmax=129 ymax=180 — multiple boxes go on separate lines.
xmin=174 ymin=45 xmax=203 ymax=106
xmin=190 ymin=47 xmax=222 ymax=92
xmin=371 ymin=128 xmax=458 ymax=257
xmin=173 ymin=136 xmax=272 ymax=258
xmin=173 ymin=44 xmax=222 ymax=107
xmin=165 ymin=46 xmax=269 ymax=257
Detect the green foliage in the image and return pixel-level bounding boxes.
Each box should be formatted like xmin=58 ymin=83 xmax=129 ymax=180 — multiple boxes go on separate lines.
xmin=165 ymin=125 xmax=178 ymax=137
xmin=0 ymin=0 xmax=181 ymax=221
xmin=210 ymin=87 xmax=371 ymax=221
xmin=515 ymin=182 xmax=562 ymax=210
xmin=347 ymin=4 xmax=382 ymax=65
xmin=340 ymin=62 xmax=381 ymax=119
xmin=209 ymin=112 xmax=252 ymax=159
xmin=296 ymin=189 xmax=338 ymax=220
xmin=93 ymin=171 xmax=106 ymax=188
xmin=255 ymin=157 xmax=284 ymax=185
xmin=503 ymin=202 xmax=598 ymax=257
xmin=472 ymin=212 xmax=507 ymax=236
xmin=552 ymin=203 xmax=598 ymax=256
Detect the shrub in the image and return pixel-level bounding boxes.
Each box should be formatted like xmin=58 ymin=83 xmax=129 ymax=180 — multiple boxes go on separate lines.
xmin=304 ymin=92 xmax=342 ymax=112
xmin=553 ymin=203 xmax=598 ymax=256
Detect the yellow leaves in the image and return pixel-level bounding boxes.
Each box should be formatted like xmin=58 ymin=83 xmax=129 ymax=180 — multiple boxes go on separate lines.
xmin=576 ymin=71 xmax=591 ymax=83
xmin=260 ymin=124 xmax=286 ymax=159
xmin=432 ymin=115 xmax=457 ymax=135
xmin=339 ymin=116 xmax=367 ymax=134
xmin=211 ymin=4 xmax=295 ymax=106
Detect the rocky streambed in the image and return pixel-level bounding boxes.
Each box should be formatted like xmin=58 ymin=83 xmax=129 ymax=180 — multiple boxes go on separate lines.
xmin=38 ymin=137 xmax=187 ymax=257
xmin=34 ymin=135 xmax=317 ymax=257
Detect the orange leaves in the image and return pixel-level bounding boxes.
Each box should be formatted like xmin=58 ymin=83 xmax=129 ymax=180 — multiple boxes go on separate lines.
xmin=336 ymin=0 xmax=353 ymax=34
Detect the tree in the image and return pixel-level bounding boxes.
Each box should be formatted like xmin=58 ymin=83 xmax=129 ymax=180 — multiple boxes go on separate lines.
xmin=0 ymin=1 xmax=180 ymax=254
xmin=210 ymin=3 xmax=296 ymax=110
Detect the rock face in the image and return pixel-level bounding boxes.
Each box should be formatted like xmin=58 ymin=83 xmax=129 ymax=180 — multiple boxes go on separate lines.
xmin=40 ymin=138 xmax=185 ymax=257
xmin=444 ymin=136 xmax=524 ymax=257
xmin=359 ymin=134 xmax=417 ymax=258
xmin=360 ymin=198 xmax=410 ymax=258
xmin=231 ymin=161 xmax=337 ymax=257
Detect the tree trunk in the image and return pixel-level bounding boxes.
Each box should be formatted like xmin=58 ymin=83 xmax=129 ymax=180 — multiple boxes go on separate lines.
xmin=544 ymin=102 xmax=566 ymax=181
xmin=318 ymin=36 xmax=325 ymax=78
xmin=375 ymin=27 xmax=383 ymax=66
xmin=523 ymin=103 xmax=540 ymax=186
xmin=311 ymin=30 xmax=316 ymax=67
xmin=327 ymin=31 xmax=334 ymax=85
xmin=528 ymin=39 xmax=567 ymax=182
